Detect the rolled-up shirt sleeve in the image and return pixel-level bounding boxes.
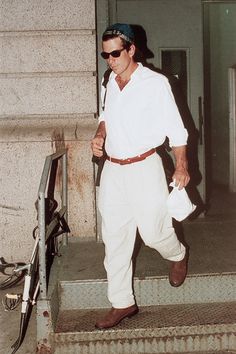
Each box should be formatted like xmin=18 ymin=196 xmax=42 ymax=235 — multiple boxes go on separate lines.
xmin=98 ymin=111 xmax=105 ymax=123
xmin=161 ymin=77 xmax=188 ymax=147
xmin=98 ymin=82 xmax=106 ymax=123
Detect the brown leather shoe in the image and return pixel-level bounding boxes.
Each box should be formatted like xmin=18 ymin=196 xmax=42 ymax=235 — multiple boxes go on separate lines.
xmin=95 ymin=304 xmax=139 ymax=329
xmin=169 ymin=251 xmax=189 ymax=287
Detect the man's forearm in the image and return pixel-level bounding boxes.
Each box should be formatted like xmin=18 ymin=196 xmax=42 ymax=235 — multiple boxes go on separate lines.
xmin=91 ymin=121 xmax=106 ymax=157
xmin=95 ymin=121 xmax=106 ymax=139
xmin=172 ymin=145 xmax=190 ymax=188
xmin=172 ymin=145 xmax=188 ymax=171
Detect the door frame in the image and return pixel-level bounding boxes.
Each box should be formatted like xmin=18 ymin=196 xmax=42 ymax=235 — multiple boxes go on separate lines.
xmin=203 ymin=0 xmax=236 ymax=192
xmin=229 ymin=67 xmax=236 ymax=192
xmin=159 ymin=47 xmax=191 ymax=106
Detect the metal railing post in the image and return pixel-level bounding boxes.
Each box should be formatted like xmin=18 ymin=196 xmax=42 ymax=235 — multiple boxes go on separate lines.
xmin=37 ymin=150 xmax=68 ymax=299
xmin=38 ymin=192 xmax=47 ymax=300
xmin=62 ymin=152 xmax=68 ymax=246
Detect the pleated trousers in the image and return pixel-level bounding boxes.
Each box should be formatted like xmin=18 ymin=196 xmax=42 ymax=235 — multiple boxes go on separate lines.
xmin=98 ymin=153 xmax=185 ymax=308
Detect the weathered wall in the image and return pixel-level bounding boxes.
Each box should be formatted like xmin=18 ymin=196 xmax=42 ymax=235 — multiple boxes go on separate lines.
xmin=208 ymin=3 xmax=236 ymax=186
xmin=0 ymin=0 xmax=97 ymax=261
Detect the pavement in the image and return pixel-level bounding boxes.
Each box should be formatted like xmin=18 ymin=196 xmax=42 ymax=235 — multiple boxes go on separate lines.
xmin=0 ymin=283 xmax=36 ymax=354
xmin=0 ymin=186 xmax=236 ymax=354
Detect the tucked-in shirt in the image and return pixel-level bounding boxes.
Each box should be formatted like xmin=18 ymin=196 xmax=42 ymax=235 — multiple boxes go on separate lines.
xmin=99 ymin=63 xmax=188 ymax=159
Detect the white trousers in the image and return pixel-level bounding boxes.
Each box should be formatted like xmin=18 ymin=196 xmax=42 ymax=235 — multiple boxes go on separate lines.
xmin=98 ymin=153 xmax=185 ymax=308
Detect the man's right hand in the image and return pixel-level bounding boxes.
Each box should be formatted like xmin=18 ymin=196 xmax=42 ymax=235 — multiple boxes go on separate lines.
xmin=91 ymin=136 xmax=105 ymax=157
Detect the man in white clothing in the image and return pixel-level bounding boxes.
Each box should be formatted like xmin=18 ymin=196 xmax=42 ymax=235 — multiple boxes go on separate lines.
xmin=91 ymin=23 xmax=190 ymax=329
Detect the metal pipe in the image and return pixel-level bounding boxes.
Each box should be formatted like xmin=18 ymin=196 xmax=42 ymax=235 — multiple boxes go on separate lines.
xmin=38 ymin=157 xmax=51 ymax=195
xmin=38 ymin=192 xmax=47 ymax=299
xmin=37 ymin=149 xmax=68 ymax=299
xmin=62 ymin=151 xmax=68 ymax=246
xmin=38 ymin=150 xmax=66 ymax=194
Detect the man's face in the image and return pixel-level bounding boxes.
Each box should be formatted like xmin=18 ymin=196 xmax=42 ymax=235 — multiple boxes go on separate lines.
xmin=102 ymin=37 xmax=134 ymax=76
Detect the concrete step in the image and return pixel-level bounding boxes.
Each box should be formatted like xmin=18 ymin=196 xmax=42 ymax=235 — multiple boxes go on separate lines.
xmin=51 ymin=302 xmax=236 ymax=354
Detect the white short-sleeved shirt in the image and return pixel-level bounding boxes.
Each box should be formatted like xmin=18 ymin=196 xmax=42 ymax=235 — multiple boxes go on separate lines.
xmin=99 ymin=63 xmax=188 ymax=159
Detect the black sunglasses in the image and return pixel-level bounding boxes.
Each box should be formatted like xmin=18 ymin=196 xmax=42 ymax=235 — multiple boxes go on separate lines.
xmin=101 ymin=48 xmax=126 ymax=60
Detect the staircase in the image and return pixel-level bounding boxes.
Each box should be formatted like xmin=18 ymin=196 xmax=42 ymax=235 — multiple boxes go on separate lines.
xmin=46 ymin=228 xmax=236 ymax=354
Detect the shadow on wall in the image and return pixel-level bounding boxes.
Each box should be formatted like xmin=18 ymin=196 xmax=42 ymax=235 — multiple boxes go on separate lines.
xmin=131 ymin=24 xmax=207 ymax=221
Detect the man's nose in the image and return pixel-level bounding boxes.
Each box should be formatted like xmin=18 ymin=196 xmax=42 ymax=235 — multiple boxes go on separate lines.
xmin=107 ymin=56 xmax=115 ymax=65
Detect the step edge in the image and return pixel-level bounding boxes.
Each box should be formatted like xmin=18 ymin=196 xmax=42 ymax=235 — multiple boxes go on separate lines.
xmin=52 ymin=322 xmax=236 ymax=341
xmin=58 ymin=271 xmax=236 ymax=285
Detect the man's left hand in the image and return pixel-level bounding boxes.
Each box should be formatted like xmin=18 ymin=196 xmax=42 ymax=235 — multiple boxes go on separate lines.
xmin=172 ymin=168 xmax=190 ymax=190
xmin=172 ymin=145 xmax=190 ymax=189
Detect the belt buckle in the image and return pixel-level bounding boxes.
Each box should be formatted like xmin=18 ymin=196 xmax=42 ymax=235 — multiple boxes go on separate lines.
xmin=120 ymin=159 xmax=127 ymax=165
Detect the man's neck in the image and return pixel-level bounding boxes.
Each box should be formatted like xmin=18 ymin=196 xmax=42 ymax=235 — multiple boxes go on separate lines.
xmin=116 ymin=62 xmax=138 ymax=90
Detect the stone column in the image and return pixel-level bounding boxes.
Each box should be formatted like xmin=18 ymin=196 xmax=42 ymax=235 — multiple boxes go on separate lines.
xmin=0 ymin=0 xmax=98 ymax=261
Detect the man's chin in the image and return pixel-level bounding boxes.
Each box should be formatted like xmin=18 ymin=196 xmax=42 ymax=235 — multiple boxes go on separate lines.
xmin=110 ymin=67 xmax=119 ymax=74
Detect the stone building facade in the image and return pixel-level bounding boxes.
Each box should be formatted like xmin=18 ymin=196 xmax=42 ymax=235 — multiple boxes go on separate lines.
xmin=0 ymin=0 xmax=98 ymax=261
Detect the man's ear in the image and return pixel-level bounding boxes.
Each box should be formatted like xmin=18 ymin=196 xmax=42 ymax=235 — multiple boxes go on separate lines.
xmin=129 ymin=44 xmax=136 ymax=58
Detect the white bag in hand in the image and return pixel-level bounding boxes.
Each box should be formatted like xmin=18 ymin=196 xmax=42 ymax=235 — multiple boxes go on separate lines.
xmin=167 ymin=181 xmax=196 ymax=221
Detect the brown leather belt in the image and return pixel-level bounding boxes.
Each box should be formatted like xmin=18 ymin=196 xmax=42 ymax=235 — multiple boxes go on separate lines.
xmin=106 ymin=148 xmax=156 ymax=165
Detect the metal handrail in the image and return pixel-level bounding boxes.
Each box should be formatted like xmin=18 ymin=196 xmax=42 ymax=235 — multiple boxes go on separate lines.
xmin=37 ymin=149 xmax=68 ymax=300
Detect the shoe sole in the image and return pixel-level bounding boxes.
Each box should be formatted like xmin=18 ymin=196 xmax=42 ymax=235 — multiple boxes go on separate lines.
xmin=169 ymin=278 xmax=186 ymax=287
